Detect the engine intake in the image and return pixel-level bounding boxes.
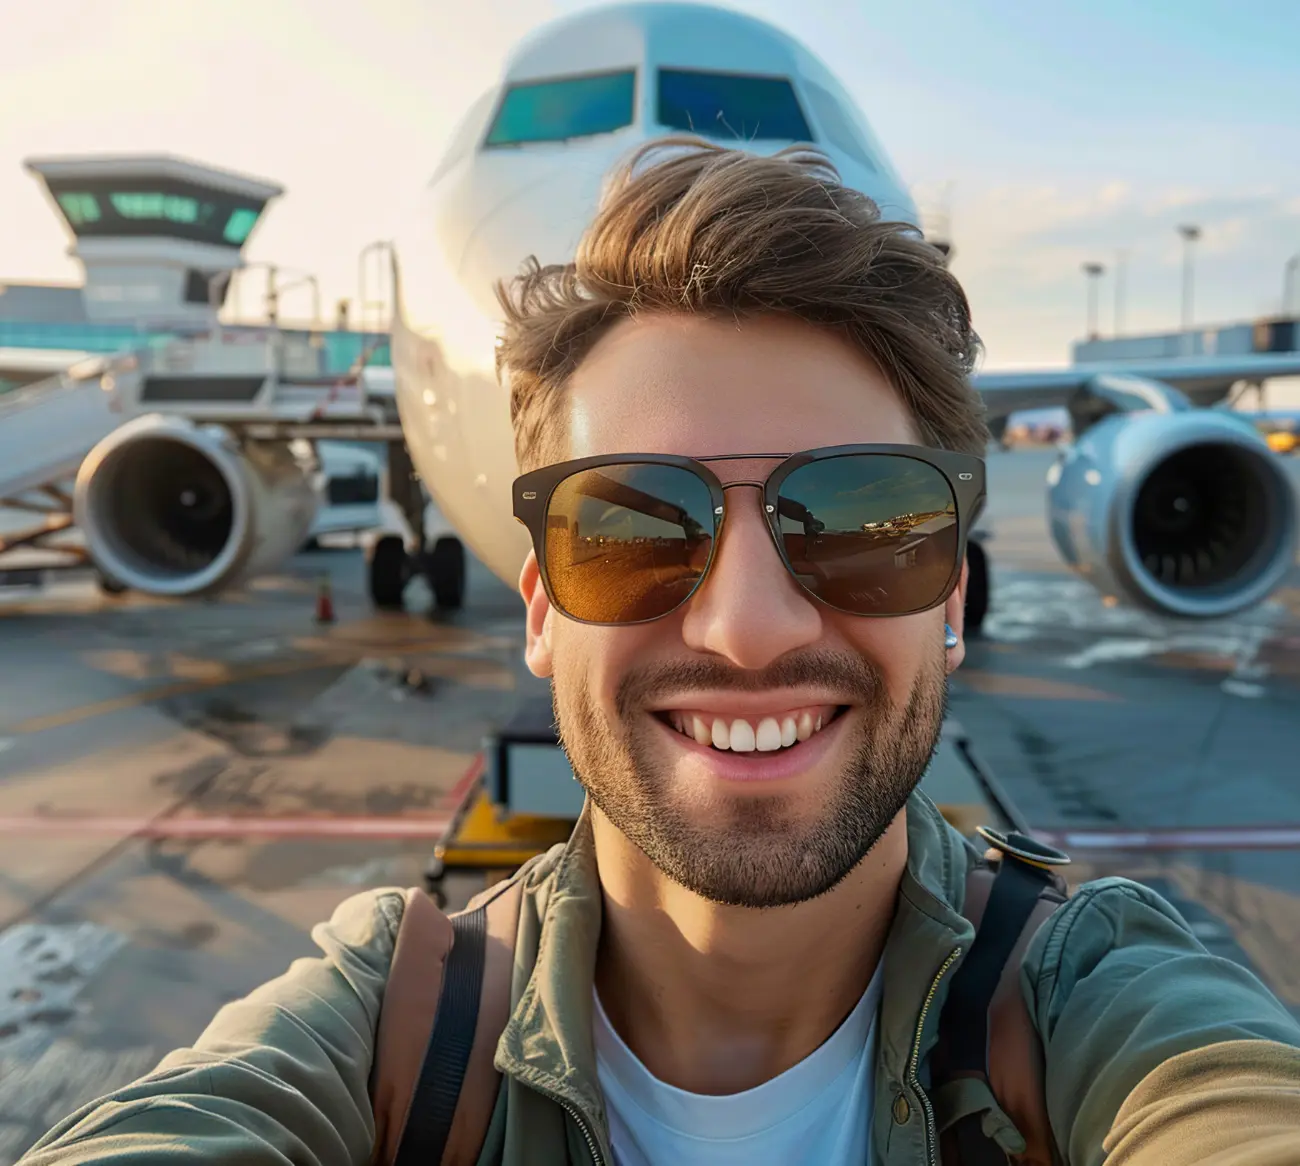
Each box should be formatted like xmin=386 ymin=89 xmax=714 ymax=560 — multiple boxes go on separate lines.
xmin=1047 ymin=410 xmax=1297 ymax=619
xmin=75 ymin=414 xmax=321 ymax=597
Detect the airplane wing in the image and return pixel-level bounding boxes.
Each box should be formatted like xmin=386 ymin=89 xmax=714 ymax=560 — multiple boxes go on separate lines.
xmin=973 ymin=352 xmax=1300 ymax=419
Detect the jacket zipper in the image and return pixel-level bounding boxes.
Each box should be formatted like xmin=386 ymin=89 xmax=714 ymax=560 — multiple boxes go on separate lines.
xmin=907 ymin=946 xmax=962 ymax=1166
xmin=536 ymin=1089 xmax=605 ymax=1166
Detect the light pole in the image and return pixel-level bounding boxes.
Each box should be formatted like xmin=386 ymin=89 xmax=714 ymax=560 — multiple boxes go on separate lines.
xmin=1113 ymin=248 xmax=1128 ymax=336
xmin=223 ymin=262 xmax=320 ymax=327
xmin=1284 ymin=253 xmax=1300 ymax=317
xmin=1177 ymin=224 xmax=1201 ymax=342
xmin=358 ymin=240 xmax=395 ymax=334
xmin=275 ymin=273 xmax=322 ymax=328
xmin=1082 ymin=261 xmax=1105 ymax=341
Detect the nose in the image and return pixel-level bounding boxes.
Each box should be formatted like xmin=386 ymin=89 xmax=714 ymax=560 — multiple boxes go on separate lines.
xmin=678 ymin=487 xmax=824 ymax=669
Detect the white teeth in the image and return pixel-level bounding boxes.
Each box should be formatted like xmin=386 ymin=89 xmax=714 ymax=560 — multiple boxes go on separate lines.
xmin=668 ymin=709 xmax=837 ymax=752
xmin=755 ymin=718 xmax=783 ymax=751
xmin=728 ymin=719 xmax=756 ymax=752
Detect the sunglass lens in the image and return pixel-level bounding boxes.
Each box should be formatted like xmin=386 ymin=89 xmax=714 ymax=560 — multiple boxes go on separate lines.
xmin=774 ymin=455 xmax=960 ymax=615
xmin=544 ymin=463 xmax=716 ymax=623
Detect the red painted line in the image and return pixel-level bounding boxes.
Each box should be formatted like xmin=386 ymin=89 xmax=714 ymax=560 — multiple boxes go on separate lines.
xmin=0 ymin=814 xmax=454 ymax=839
xmin=1034 ymin=825 xmax=1300 ymax=852
xmin=0 ymin=754 xmax=486 ymax=840
xmin=438 ymin=753 xmax=485 ymax=810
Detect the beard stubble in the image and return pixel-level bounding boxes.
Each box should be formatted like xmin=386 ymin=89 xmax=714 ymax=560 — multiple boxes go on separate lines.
xmin=552 ymin=645 xmax=949 ymax=908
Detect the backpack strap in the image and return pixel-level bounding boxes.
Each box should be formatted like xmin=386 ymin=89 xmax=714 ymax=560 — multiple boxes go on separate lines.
xmin=371 ymin=877 xmax=524 ymax=1166
xmin=938 ymin=828 xmax=1071 ymax=1166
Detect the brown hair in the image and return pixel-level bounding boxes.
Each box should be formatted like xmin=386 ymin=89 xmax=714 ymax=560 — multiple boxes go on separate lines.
xmin=496 ymin=136 xmax=988 ymax=471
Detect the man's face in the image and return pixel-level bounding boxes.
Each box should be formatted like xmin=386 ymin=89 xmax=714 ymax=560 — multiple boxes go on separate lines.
xmin=519 ymin=314 xmax=969 ymax=908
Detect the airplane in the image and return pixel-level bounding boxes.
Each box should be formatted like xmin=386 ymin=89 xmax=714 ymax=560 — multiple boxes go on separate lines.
xmin=385 ymin=1 xmax=1300 ymax=630
xmin=10 ymin=1 xmax=1298 ymax=635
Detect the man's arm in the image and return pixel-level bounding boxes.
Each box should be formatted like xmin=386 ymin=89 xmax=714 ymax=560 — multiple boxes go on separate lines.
xmin=1104 ymin=1038 xmax=1300 ymax=1164
xmin=18 ymin=888 xmax=408 ymax=1165
xmin=1023 ymin=876 xmax=1300 ymax=1166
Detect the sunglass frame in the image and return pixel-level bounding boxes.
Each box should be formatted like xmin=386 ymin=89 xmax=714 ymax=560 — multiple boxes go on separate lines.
xmin=512 ymin=444 xmax=987 ymax=626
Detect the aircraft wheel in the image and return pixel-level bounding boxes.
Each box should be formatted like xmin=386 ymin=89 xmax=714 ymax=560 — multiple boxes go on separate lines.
xmin=964 ymin=540 xmax=989 ymax=637
xmin=428 ymin=536 xmax=466 ymax=610
xmin=97 ymin=572 xmax=128 ymax=596
xmin=369 ymin=534 xmax=409 ymax=609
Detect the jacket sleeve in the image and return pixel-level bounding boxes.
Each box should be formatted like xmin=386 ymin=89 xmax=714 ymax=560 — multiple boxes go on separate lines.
xmin=1022 ymin=876 xmax=1300 ymax=1166
xmin=17 ymin=887 xmax=408 ymax=1166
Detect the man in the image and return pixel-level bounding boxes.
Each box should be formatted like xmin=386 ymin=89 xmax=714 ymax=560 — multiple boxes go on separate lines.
xmin=20 ymin=141 xmax=1300 ymax=1166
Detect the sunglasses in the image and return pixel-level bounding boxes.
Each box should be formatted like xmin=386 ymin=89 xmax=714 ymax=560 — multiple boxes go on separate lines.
xmin=513 ymin=444 xmax=986 ymax=626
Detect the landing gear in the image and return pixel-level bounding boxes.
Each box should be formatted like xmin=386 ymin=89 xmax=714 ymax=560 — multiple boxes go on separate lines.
xmin=367 ymin=441 xmax=467 ymax=614
xmin=369 ymin=535 xmax=409 ymax=609
xmin=964 ymin=539 xmax=989 ymax=637
xmin=428 ymin=536 xmax=465 ymax=611
xmin=96 ymin=571 xmax=128 ymax=596
xmin=367 ymin=533 xmax=467 ymax=613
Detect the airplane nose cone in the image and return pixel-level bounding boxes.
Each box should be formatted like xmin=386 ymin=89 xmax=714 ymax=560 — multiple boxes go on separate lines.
xmin=436 ymin=147 xmax=630 ymax=316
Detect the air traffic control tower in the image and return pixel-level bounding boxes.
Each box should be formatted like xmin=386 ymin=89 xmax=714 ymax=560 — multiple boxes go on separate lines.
xmin=23 ymin=154 xmax=283 ymax=334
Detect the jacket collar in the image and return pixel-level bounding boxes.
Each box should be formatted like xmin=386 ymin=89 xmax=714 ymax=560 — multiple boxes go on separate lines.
xmin=495 ymin=791 xmax=978 ymax=1133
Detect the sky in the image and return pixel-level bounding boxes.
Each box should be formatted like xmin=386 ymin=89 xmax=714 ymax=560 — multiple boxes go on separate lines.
xmin=2 ymin=0 xmax=1299 ymax=370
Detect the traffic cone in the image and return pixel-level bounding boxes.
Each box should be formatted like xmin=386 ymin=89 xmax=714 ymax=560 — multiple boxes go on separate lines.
xmin=315 ymin=575 xmax=335 ymax=624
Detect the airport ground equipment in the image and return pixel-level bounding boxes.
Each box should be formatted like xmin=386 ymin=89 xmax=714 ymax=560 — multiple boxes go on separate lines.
xmin=423 ymin=682 xmax=1011 ymax=905
xmin=0 ymin=330 xmax=467 ymax=610
xmin=0 ymin=363 xmax=114 ymax=581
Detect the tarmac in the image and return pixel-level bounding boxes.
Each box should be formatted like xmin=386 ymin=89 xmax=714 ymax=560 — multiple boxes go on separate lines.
xmin=0 ymin=446 xmax=1297 ymax=1161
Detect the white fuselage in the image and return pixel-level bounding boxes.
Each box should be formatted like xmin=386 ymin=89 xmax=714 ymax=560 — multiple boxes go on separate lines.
xmin=391 ymin=2 xmax=919 ymax=589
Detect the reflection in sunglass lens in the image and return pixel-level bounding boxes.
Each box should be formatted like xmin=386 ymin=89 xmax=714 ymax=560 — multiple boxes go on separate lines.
xmin=544 ymin=463 xmax=716 ymax=623
xmin=775 ymin=455 xmax=959 ymax=615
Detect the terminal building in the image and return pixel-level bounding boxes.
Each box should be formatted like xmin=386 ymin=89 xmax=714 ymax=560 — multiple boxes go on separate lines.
xmin=1073 ymin=318 xmax=1300 ymax=397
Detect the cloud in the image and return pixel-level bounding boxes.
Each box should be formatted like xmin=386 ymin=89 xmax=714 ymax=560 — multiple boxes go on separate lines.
xmin=947 ymin=178 xmax=1300 ymax=366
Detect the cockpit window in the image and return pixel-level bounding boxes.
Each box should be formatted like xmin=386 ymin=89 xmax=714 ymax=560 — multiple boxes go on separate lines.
xmin=801 ymin=80 xmax=879 ymax=174
xmin=484 ymin=70 xmax=636 ymax=147
xmin=656 ymin=69 xmax=813 ymax=142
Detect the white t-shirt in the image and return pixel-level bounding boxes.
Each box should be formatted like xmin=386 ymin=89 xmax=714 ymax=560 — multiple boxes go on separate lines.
xmin=593 ymin=966 xmax=883 ymax=1166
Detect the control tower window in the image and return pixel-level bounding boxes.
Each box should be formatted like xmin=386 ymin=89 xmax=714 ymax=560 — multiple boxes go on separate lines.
xmin=57 ymin=192 xmax=101 ymax=226
xmin=111 ymin=192 xmax=205 ymax=224
xmin=223 ymin=208 xmax=259 ymax=245
xmin=657 ymin=69 xmax=813 ymax=142
xmin=44 ymin=177 xmax=267 ymax=249
xmin=484 ymin=70 xmax=636 ymax=147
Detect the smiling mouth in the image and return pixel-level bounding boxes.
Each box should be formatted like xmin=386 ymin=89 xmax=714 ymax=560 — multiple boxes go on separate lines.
xmin=652 ymin=705 xmax=850 ymax=754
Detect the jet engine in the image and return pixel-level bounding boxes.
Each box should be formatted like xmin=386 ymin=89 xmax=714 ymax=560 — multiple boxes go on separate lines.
xmin=74 ymin=414 xmax=322 ymax=597
xmin=1047 ymin=409 xmax=1298 ymax=618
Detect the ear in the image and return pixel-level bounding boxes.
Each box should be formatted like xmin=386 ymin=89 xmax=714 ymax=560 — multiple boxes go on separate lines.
xmin=942 ymin=556 xmax=970 ymax=674
xmin=519 ymin=550 xmax=555 ymax=678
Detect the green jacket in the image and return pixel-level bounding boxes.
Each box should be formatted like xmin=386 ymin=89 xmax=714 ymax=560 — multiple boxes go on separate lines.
xmin=19 ymin=792 xmax=1300 ymax=1165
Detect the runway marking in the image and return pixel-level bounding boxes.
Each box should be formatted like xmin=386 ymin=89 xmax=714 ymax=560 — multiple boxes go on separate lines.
xmin=1 ymin=655 xmax=351 ymax=737
xmin=956 ymin=670 xmax=1118 ymax=702
xmin=1035 ymin=825 xmax=1300 ymax=852
xmin=0 ymin=814 xmax=455 ymax=839
xmin=0 ymin=754 xmax=484 ymax=841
